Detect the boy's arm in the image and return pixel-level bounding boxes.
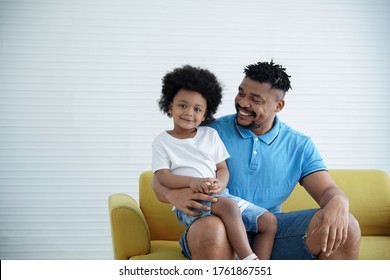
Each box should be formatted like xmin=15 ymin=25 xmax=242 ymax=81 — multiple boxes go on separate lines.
xmin=155 ymin=164 xmax=228 ymax=194
xmin=154 ymin=169 xmax=195 ymax=189
xmin=154 ymin=169 xmax=213 ymax=193
xmin=210 ymin=161 xmax=229 ymax=194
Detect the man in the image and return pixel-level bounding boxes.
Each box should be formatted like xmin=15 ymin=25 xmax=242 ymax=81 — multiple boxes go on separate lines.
xmin=152 ymin=60 xmax=361 ymax=260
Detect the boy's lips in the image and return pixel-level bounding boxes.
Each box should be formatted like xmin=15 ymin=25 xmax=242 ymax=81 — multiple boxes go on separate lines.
xmin=180 ymin=117 xmax=194 ymax=122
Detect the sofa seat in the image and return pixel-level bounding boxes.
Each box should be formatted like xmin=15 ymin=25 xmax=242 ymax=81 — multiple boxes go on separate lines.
xmin=109 ymin=169 xmax=390 ymax=260
xmin=359 ymin=236 xmax=390 ymax=260
xmin=130 ymin=241 xmax=187 ymax=260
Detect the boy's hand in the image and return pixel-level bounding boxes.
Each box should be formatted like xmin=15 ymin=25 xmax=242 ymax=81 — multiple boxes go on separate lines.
xmin=208 ymin=179 xmax=224 ymax=194
xmin=189 ymin=178 xmax=215 ymax=194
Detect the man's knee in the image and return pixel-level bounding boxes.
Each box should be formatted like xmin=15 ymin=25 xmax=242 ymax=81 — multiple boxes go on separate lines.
xmin=188 ymin=216 xmax=226 ymax=246
xmin=312 ymin=212 xmax=361 ymax=259
xmin=187 ymin=216 xmax=235 ymax=260
xmin=346 ymin=213 xmax=361 ymax=248
xmin=333 ymin=213 xmax=360 ymax=259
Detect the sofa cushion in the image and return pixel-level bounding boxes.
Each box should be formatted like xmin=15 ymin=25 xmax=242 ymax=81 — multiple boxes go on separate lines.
xmin=282 ymin=169 xmax=390 ymax=236
xmin=139 ymin=171 xmax=185 ymax=241
xmin=359 ymin=236 xmax=390 ymax=260
xmin=130 ymin=240 xmax=187 ymax=260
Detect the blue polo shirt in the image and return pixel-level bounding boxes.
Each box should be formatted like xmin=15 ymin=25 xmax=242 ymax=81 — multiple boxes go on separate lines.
xmin=208 ymin=114 xmax=327 ymax=213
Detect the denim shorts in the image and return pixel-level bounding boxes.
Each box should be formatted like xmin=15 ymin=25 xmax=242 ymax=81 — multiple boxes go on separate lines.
xmin=175 ymin=189 xmax=267 ymax=232
xmin=179 ymin=208 xmax=318 ymax=260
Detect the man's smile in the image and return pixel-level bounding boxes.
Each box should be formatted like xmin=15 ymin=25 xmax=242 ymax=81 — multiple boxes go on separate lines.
xmin=236 ymin=105 xmax=256 ymax=118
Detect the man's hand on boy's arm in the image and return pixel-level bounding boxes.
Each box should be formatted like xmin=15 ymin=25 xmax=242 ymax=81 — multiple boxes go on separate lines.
xmin=151 ymin=176 xmax=217 ymax=216
xmin=168 ymin=187 xmax=217 ymax=216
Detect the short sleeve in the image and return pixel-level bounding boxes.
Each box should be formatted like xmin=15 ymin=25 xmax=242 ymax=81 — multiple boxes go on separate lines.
xmin=151 ymin=137 xmax=171 ymax=173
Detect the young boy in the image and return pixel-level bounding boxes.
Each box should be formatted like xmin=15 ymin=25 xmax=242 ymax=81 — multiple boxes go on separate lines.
xmin=152 ymin=65 xmax=276 ymax=260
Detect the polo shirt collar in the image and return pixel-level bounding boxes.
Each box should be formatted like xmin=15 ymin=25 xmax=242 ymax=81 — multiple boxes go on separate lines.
xmin=234 ymin=115 xmax=281 ymax=145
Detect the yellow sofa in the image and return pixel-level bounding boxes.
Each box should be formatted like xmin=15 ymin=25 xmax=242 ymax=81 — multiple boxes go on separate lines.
xmin=108 ymin=169 xmax=390 ymax=260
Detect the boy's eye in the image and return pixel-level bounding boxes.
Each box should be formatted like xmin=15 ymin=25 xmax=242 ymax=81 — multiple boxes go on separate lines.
xmin=194 ymin=108 xmax=202 ymax=112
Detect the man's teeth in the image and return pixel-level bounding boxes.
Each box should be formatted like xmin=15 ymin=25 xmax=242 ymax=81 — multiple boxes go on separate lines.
xmin=239 ymin=109 xmax=252 ymax=116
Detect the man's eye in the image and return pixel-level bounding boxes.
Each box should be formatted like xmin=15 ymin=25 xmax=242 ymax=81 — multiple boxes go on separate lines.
xmin=252 ymin=97 xmax=263 ymax=104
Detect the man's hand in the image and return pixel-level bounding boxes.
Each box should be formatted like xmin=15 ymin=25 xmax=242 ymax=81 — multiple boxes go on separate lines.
xmin=165 ymin=187 xmax=217 ymax=216
xmin=311 ymin=195 xmax=349 ymax=257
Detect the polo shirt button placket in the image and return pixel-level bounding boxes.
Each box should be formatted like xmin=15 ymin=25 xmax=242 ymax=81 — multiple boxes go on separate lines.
xmin=250 ymin=137 xmax=259 ymax=169
xmin=254 ymin=138 xmax=259 ymax=155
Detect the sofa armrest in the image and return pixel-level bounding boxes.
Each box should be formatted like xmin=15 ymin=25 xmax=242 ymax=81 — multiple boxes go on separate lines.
xmin=108 ymin=193 xmax=151 ymax=260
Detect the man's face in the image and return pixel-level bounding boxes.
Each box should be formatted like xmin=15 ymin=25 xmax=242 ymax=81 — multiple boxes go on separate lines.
xmin=234 ymin=77 xmax=285 ymax=135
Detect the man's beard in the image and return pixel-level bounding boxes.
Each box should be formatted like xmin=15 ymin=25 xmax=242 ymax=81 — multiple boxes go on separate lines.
xmin=235 ymin=104 xmax=261 ymax=129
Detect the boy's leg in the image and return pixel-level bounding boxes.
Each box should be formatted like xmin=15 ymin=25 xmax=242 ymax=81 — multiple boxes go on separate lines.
xmin=211 ymin=196 xmax=256 ymax=259
xmin=252 ymin=211 xmax=277 ymax=260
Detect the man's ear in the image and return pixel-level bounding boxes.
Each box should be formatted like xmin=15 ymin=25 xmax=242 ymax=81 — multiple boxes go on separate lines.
xmin=275 ymin=99 xmax=285 ymax=112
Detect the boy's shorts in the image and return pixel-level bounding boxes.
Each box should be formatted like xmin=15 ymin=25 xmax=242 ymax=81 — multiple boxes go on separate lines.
xmin=175 ymin=189 xmax=267 ymax=232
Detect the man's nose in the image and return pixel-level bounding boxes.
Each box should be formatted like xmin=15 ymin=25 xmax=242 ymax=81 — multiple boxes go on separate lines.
xmin=238 ymin=96 xmax=250 ymax=108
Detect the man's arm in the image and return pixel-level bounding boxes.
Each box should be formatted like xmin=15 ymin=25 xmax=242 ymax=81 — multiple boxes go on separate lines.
xmin=302 ymin=170 xmax=349 ymax=208
xmin=300 ymin=170 xmax=350 ymax=256
xmin=151 ymin=175 xmax=217 ymax=216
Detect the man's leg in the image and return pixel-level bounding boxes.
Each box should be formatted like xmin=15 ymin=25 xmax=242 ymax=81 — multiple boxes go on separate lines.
xmin=271 ymin=209 xmax=360 ymax=260
xmin=305 ymin=211 xmax=361 ymax=260
xmin=271 ymin=209 xmax=319 ymax=260
xmin=186 ymin=216 xmax=235 ymax=260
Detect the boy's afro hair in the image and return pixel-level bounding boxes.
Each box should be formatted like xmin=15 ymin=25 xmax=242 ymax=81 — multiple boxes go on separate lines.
xmin=158 ymin=65 xmax=223 ymax=123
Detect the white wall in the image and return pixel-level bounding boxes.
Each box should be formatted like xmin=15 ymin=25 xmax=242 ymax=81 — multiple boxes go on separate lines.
xmin=0 ymin=0 xmax=389 ymax=259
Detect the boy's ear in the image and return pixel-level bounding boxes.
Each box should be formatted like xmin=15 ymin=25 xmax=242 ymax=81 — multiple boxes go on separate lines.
xmin=168 ymin=103 xmax=173 ymax=116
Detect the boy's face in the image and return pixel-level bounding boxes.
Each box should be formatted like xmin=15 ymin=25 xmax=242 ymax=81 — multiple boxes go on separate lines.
xmin=235 ymin=77 xmax=285 ymax=136
xmin=169 ymin=89 xmax=207 ymax=133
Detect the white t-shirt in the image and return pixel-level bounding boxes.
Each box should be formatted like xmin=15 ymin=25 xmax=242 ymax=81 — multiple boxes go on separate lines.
xmin=152 ymin=126 xmax=230 ymax=178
